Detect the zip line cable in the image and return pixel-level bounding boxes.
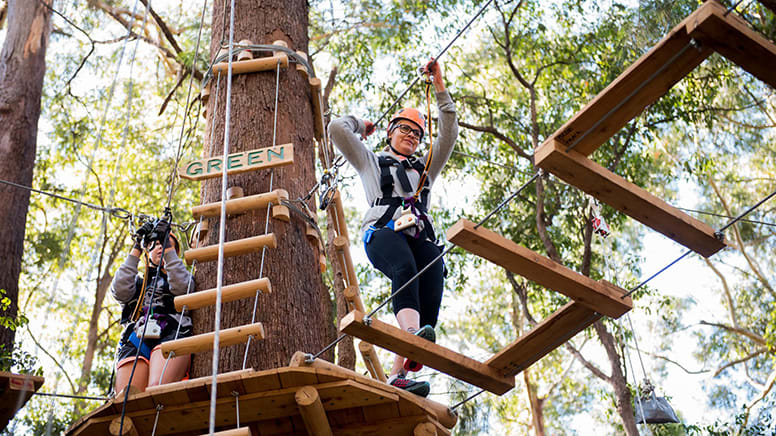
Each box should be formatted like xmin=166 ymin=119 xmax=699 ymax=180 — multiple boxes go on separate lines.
xmin=373 ymin=0 xmax=495 ymax=129
xmin=0 ymin=178 xmax=130 ymax=218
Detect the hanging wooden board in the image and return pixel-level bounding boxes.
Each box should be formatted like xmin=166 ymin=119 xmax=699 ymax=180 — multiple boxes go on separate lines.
xmin=174 ymin=278 xmax=272 ymax=311
xmin=534 ymin=140 xmax=726 ymax=257
xmin=447 ymin=219 xmax=633 ymax=318
xmin=191 ymin=189 xmax=289 ymax=219
xmin=183 ymin=233 xmax=277 ymax=265
xmin=486 ymin=301 xmax=602 ymax=376
xmin=686 ymin=0 xmax=776 ymax=89
xmin=211 ymin=53 xmax=289 ymax=75
xmin=340 ymin=310 xmax=515 ymax=395
xmin=179 ymin=144 xmax=294 ymax=181
xmin=160 ymin=323 xmax=265 ymax=358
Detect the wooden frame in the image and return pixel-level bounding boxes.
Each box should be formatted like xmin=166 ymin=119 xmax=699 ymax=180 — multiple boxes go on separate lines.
xmin=160 ymin=323 xmax=264 ymax=358
xmin=174 ymin=278 xmax=271 ymax=311
xmin=447 ymin=219 xmax=632 ymax=318
xmin=340 ymin=310 xmax=515 ymax=395
xmin=295 ymin=386 xmax=334 ymax=436
xmin=183 ymin=233 xmax=277 ymax=265
xmin=535 ymin=0 xmax=776 ymax=257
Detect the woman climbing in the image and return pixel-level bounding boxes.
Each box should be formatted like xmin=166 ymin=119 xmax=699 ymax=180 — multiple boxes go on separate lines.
xmin=111 ymin=220 xmax=194 ymax=393
xmin=328 ymin=59 xmax=458 ymax=397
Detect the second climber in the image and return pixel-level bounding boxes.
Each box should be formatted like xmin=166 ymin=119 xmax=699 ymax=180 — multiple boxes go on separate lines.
xmin=328 ymin=58 xmax=458 ymax=397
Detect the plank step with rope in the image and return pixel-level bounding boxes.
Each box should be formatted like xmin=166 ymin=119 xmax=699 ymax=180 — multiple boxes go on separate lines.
xmin=160 ymin=322 xmax=265 ymax=359
xmin=173 ymin=277 xmax=272 ymax=312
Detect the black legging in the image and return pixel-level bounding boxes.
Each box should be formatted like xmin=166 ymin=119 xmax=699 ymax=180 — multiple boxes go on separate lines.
xmin=364 ymin=227 xmax=444 ymax=327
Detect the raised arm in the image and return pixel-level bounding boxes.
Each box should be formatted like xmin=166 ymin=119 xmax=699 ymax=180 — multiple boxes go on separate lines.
xmin=163 ymin=244 xmax=194 ymax=297
xmin=328 ymin=116 xmax=375 ymax=173
xmin=111 ymin=252 xmax=140 ymax=304
xmin=423 ymin=60 xmax=458 ymax=181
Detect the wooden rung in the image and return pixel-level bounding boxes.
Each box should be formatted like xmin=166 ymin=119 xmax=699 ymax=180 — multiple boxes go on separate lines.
xmin=545 ymin=2 xmax=712 ymax=156
xmin=534 ymin=140 xmax=726 ymax=257
xmin=486 ymin=301 xmax=602 ymax=376
xmin=200 ymin=428 xmax=251 ymax=436
xmin=340 ymin=311 xmax=515 ymax=395
xmin=237 ymin=39 xmax=254 ymax=61
xmin=295 ymin=50 xmax=309 ymax=78
xmin=295 ymin=386 xmax=334 ymax=436
xmin=686 ymin=0 xmax=776 ymax=89
xmin=343 ymin=285 xmax=366 ymax=313
xmin=310 ymin=77 xmax=325 ymax=141
xmin=211 ymin=53 xmax=289 ymax=75
xmin=226 ymin=186 xmax=244 ymax=200
xmin=183 ymin=233 xmax=277 ymax=265
xmin=333 ymin=235 xmax=358 ymax=288
xmin=306 ymin=223 xmax=320 ymax=245
xmin=358 ymin=340 xmax=388 ymax=383
xmin=160 ymin=322 xmax=264 ymax=358
xmin=174 ymin=278 xmax=272 ymax=311
xmin=191 ymin=189 xmax=289 ymax=219
xmin=271 ymin=204 xmax=290 ymax=222
xmin=447 ymin=218 xmax=633 ymax=318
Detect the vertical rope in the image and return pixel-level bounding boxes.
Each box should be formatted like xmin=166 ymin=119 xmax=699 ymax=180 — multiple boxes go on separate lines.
xmin=210 ymin=0 xmax=237 ymax=431
xmin=242 ymin=61 xmax=281 ymax=369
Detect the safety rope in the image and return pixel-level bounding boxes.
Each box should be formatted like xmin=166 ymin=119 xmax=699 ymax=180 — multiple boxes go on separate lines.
xmin=0 ymin=178 xmax=130 ymax=218
xmin=209 ymin=0 xmax=238 ymax=431
xmin=33 ymin=391 xmax=108 ymax=401
xmin=372 ymin=0 xmax=495 ymax=128
xmin=412 ymin=77 xmax=435 ymax=202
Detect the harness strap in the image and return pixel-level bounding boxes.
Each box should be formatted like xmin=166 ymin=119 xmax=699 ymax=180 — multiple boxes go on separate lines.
xmin=127 ymin=330 xmax=153 ymax=360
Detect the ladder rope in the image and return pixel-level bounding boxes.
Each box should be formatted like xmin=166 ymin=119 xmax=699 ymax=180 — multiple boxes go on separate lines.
xmin=242 ymin=60 xmax=282 ymax=370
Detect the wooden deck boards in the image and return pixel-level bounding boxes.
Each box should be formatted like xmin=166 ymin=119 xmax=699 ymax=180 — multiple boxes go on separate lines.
xmin=0 ymin=372 xmax=44 ymax=431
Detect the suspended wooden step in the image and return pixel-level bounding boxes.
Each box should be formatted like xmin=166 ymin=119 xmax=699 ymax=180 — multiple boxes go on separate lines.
xmin=0 ymin=372 xmax=44 ymax=431
xmin=340 ymin=310 xmax=515 ymax=395
xmin=535 ymin=141 xmax=726 ymax=257
xmin=160 ymin=323 xmax=264 ymax=358
xmin=486 ymin=301 xmax=602 ymax=376
xmin=174 ymin=278 xmax=272 ymax=312
xmin=686 ymin=0 xmax=776 ymax=89
xmin=191 ymin=189 xmax=289 ymax=219
xmin=447 ymin=219 xmax=632 ymax=318
xmin=183 ymin=233 xmax=277 ymax=265
xmin=200 ymin=429 xmax=251 ymax=436
xmin=67 ymin=365 xmax=455 ymax=435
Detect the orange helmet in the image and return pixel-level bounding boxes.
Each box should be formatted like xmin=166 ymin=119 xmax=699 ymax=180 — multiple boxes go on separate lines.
xmin=387 ymin=108 xmax=426 ymax=139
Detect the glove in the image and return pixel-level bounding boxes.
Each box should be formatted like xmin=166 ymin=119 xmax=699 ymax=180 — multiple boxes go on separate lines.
xmin=134 ymin=221 xmax=154 ymax=246
xmin=153 ymin=220 xmax=171 ymax=247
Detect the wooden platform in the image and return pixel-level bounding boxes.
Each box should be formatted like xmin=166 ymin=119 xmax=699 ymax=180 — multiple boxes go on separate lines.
xmin=0 ymin=371 xmax=44 ymax=430
xmin=447 ymin=219 xmax=632 ymax=318
xmin=65 ymin=366 xmax=456 ymax=436
xmin=532 ymin=0 xmax=776 ymax=257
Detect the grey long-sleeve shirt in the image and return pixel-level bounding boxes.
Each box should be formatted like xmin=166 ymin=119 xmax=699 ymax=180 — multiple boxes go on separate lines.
xmin=111 ymin=250 xmax=194 ymax=328
xmin=328 ymin=90 xmax=458 ymax=238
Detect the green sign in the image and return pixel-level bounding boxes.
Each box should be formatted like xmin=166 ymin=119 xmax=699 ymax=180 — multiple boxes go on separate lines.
xmin=180 ymin=143 xmax=294 ymax=181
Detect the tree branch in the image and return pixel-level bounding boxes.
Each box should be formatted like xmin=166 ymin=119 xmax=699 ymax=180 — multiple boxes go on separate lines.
xmin=25 ymin=325 xmax=77 ymax=393
xmin=138 ymin=0 xmax=182 ymax=54
xmin=713 ymin=349 xmax=767 ymax=377
xmin=565 ymin=341 xmax=611 ymax=383
xmin=699 ymin=321 xmax=767 ymax=346
xmin=457 ymin=120 xmax=532 ymax=160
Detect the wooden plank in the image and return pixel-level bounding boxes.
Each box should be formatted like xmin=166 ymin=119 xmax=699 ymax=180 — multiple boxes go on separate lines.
xmin=333 ymin=236 xmax=358 ymax=288
xmin=278 ymin=367 xmax=320 ymax=388
xmin=295 ymin=386 xmax=334 ymax=436
xmin=534 ymin=140 xmax=726 ymax=257
xmin=340 ymin=311 xmax=515 ymax=395
xmin=175 ymin=278 xmax=272 ymax=311
xmin=179 ymin=144 xmax=294 ymax=181
xmin=211 ymin=53 xmax=289 ymax=75
xmin=184 ymin=233 xmax=277 ymax=265
xmin=0 ymin=372 xmax=44 ymax=431
xmin=200 ymin=428 xmax=252 ymax=436
xmin=486 ymin=301 xmax=602 ymax=376
xmin=160 ymin=323 xmax=264 ymax=358
xmin=686 ymin=0 xmax=776 ymax=89
xmin=331 ymin=415 xmax=432 ymax=436
xmin=447 ymin=218 xmax=633 ymax=317
xmin=546 ymin=2 xmax=713 ymax=156
xmin=358 ymin=340 xmax=388 ymax=383
xmin=311 ymin=77 xmax=325 ymax=141
xmin=191 ymin=189 xmax=289 ymax=219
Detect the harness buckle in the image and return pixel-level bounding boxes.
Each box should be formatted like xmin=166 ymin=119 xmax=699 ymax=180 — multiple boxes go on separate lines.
xmin=394 ymin=206 xmax=418 ymax=232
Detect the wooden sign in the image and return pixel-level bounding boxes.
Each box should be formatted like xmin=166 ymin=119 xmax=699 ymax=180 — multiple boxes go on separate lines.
xmin=179 ymin=143 xmax=294 ymax=181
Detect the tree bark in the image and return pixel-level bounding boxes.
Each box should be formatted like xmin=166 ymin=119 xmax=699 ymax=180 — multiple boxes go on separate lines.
xmin=191 ymin=0 xmax=334 ymax=378
xmin=0 ymin=0 xmax=52 ymax=356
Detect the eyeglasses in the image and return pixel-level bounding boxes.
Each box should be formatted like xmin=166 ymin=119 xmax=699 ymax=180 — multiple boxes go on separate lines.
xmin=395 ymin=124 xmax=422 ymax=139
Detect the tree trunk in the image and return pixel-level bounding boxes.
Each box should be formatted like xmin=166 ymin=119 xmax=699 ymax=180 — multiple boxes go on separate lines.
xmin=0 ymin=0 xmax=52 ymax=356
xmin=523 ymin=370 xmax=546 ymax=436
xmin=594 ymin=321 xmax=639 ymax=435
xmin=191 ymin=0 xmax=334 ymax=377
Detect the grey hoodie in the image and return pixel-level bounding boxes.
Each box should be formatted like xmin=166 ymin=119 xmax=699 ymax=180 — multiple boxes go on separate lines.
xmin=328 ymin=90 xmax=458 ymax=239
